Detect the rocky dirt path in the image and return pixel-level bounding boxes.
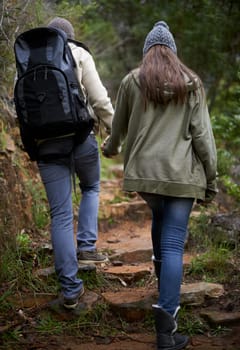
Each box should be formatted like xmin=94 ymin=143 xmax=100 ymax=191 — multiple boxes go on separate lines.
xmin=3 ymin=178 xmax=240 ymax=350
xmin=68 ymin=179 xmax=240 ymax=350
xmin=41 ymin=207 xmax=239 ymax=350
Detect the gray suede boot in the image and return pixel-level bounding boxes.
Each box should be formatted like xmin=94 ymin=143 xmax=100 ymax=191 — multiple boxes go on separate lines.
xmin=153 ymin=305 xmax=189 ymax=350
xmin=152 ymin=256 xmax=161 ymax=291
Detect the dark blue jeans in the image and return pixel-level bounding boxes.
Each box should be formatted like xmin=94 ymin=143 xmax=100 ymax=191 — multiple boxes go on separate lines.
xmin=139 ymin=193 xmax=194 ymax=315
xmin=38 ymin=134 xmax=100 ymax=299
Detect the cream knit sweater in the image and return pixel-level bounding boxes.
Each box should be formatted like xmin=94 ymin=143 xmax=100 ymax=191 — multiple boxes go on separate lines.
xmin=69 ymin=42 xmax=114 ymax=135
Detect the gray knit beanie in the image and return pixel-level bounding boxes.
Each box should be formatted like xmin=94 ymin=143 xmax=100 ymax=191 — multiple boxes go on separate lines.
xmin=143 ymin=21 xmax=177 ymax=55
xmin=47 ymin=17 xmax=75 ymax=39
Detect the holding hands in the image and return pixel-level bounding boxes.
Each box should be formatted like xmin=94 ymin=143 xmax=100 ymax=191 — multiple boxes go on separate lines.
xmin=101 ymin=135 xmax=112 ymax=158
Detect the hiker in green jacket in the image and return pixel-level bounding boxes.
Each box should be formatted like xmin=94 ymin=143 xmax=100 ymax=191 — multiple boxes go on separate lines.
xmin=102 ymin=21 xmax=217 ymax=350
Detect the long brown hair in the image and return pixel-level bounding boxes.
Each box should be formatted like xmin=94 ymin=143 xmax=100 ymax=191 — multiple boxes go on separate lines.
xmin=139 ymin=45 xmax=201 ymax=108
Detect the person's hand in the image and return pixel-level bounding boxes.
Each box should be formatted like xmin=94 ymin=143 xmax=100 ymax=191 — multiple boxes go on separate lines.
xmin=101 ymin=135 xmax=122 ymax=158
xmin=197 ymin=189 xmax=217 ymax=206
xmin=101 ymin=135 xmax=113 ymax=158
xmin=101 ymin=135 xmax=110 ymax=151
xmin=101 ymin=149 xmax=113 ymax=158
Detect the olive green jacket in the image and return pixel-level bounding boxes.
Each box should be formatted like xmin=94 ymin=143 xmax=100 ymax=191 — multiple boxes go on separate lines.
xmin=103 ymin=68 xmax=217 ymax=201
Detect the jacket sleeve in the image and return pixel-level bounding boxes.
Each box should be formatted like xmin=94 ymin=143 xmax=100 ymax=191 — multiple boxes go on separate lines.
xmin=103 ymin=77 xmax=129 ymax=156
xmin=190 ymin=88 xmax=218 ymax=197
xmin=80 ymin=52 xmax=114 ymax=134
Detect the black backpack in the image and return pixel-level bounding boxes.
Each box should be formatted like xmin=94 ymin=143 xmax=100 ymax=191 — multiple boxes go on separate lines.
xmin=14 ymin=26 xmax=94 ymax=160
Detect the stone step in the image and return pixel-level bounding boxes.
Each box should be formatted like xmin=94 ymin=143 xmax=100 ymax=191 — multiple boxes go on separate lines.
xmin=181 ymin=282 xmax=224 ymax=306
xmin=200 ymin=310 xmax=240 ymax=326
xmin=102 ymin=263 xmax=152 ymax=285
xmin=100 ymin=200 xmax=151 ymax=221
xmin=8 ymin=280 xmax=227 ymax=326
xmin=102 ymin=253 xmax=194 ymax=284
xmin=101 ymin=282 xmax=225 ymax=323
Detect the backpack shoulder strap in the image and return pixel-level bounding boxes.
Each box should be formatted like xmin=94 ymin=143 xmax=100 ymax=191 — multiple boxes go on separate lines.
xmin=68 ymin=38 xmax=91 ymax=53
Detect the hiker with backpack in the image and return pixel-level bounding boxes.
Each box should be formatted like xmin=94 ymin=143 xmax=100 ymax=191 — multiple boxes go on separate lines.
xmin=14 ymin=17 xmax=114 ymax=309
xmin=101 ymin=21 xmax=217 ymax=349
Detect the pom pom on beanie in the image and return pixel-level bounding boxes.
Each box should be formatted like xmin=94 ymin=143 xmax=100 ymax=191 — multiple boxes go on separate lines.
xmin=143 ymin=21 xmax=177 ymax=55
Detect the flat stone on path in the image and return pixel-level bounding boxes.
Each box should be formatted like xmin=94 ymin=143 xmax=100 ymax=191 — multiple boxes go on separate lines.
xmin=200 ymin=310 xmax=240 ymax=326
xmin=180 ymin=282 xmax=224 ymax=305
xmin=103 ymin=263 xmax=152 ymax=284
xmin=34 ymin=263 xmax=96 ymax=278
xmin=100 ymin=200 xmax=151 ymax=221
xmin=102 ymin=287 xmax=156 ymax=322
xmin=102 ymin=282 xmax=225 ymax=322
xmin=110 ymin=249 xmax=153 ymax=264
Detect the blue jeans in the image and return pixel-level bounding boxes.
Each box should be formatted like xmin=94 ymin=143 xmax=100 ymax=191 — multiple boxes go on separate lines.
xmin=139 ymin=193 xmax=194 ymax=315
xmin=38 ymin=134 xmax=100 ymax=298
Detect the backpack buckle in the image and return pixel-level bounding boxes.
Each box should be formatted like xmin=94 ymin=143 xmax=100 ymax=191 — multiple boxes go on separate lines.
xmin=37 ymin=93 xmax=46 ymax=102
